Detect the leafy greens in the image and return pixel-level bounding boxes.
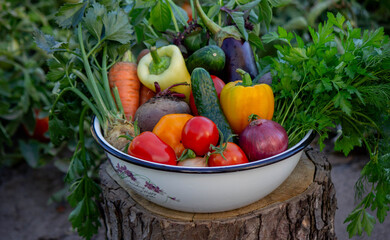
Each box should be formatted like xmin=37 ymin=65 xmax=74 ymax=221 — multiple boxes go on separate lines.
xmin=262 ymin=12 xmax=390 ymax=237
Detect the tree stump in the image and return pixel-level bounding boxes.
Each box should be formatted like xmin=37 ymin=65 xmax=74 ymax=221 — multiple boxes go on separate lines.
xmin=99 ymin=147 xmax=337 ymax=240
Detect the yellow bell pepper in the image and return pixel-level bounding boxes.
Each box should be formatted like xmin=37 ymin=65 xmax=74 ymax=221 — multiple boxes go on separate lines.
xmin=137 ymin=45 xmax=191 ymax=102
xmin=220 ymin=69 xmax=274 ymax=134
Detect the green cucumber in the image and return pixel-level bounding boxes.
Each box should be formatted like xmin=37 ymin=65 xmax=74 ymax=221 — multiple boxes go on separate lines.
xmin=191 ymin=67 xmax=233 ymax=140
xmin=186 ymin=45 xmax=225 ymax=75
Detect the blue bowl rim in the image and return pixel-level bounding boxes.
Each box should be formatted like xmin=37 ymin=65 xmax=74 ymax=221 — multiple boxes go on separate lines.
xmin=91 ymin=116 xmax=316 ymax=174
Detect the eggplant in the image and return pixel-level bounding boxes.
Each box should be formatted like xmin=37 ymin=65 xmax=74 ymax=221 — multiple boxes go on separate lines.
xmin=221 ymin=38 xmax=258 ymax=82
xmin=194 ymin=0 xmax=258 ymax=83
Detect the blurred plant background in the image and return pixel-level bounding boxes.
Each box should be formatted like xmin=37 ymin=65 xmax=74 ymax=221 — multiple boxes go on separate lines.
xmin=0 ymin=0 xmax=389 ymax=238
xmin=0 ymin=0 xmax=104 ymax=171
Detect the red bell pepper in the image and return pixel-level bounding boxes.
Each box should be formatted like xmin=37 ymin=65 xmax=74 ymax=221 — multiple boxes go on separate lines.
xmin=128 ymin=131 xmax=177 ymax=165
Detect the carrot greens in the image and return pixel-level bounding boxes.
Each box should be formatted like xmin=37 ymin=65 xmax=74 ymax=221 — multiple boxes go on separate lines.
xmin=35 ymin=2 xmax=135 ymax=239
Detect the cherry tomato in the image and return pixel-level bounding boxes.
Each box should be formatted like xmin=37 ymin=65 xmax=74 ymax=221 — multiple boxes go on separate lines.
xmin=208 ymin=142 xmax=249 ymax=167
xmin=189 ymin=75 xmax=225 ymax=115
xmin=24 ymin=109 xmax=49 ymax=142
xmin=182 ymin=116 xmax=219 ymax=156
xmin=128 ymin=132 xmax=177 ymax=165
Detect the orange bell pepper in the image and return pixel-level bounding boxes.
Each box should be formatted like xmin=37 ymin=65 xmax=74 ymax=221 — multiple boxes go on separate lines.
xmin=220 ymin=69 xmax=274 ymax=134
xmin=152 ymin=113 xmax=193 ymax=157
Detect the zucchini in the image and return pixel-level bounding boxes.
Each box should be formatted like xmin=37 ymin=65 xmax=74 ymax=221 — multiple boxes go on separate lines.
xmin=191 ymin=68 xmax=233 ymax=140
xmin=186 ymin=45 xmax=225 ymax=75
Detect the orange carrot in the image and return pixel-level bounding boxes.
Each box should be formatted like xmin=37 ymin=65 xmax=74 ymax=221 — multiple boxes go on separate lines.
xmin=139 ymin=84 xmax=155 ymax=106
xmin=108 ymin=60 xmax=140 ymax=121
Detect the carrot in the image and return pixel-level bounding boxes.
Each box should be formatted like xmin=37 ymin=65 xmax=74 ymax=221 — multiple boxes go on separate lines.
xmin=139 ymin=84 xmax=155 ymax=106
xmin=108 ymin=53 xmax=140 ymax=121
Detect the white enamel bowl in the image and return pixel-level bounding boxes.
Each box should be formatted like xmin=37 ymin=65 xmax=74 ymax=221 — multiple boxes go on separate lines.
xmin=91 ymin=117 xmax=315 ymax=213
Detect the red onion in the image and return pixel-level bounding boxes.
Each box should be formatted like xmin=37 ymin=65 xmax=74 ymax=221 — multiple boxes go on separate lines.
xmin=239 ymin=119 xmax=288 ymax=161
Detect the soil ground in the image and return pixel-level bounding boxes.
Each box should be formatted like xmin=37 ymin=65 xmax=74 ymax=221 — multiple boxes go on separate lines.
xmin=1 ymin=143 xmax=389 ymax=240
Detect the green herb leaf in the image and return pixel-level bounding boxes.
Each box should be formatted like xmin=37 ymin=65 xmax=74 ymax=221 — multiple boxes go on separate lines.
xmin=83 ymin=3 xmax=105 ymax=40
xmin=34 ymin=31 xmax=64 ymax=53
xmin=231 ymin=12 xmax=248 ymax=40
xmin=55 ymin=2 xmax=89 ymax=29
xmin=248 ymin=32 xmax=264 ymax=50
xmin=103 ymin=9 xmax=134 ymax=44
xmin=258 ymin=0 xmax=272 ymax=30
xmin=149 ymin=0 xmax=171 ymax=32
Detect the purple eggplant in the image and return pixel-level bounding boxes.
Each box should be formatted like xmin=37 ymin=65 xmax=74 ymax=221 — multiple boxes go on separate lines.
xmin=221 ymin=38 xmax=258 ymax=82
xmin=194 ymin=0 xmax=258 ymax=83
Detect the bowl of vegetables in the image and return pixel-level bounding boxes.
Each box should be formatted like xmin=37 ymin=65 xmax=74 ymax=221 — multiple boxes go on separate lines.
xmin=91 ymin=114 xmax=315 ymax=213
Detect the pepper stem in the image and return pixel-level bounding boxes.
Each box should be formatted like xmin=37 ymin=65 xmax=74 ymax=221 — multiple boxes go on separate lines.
xmin=236 ymin=68 xmax=253 ymax=86
xmin=248 ymin=114 xmax=260 ymax=122
xmin=177 ymin=149 xmax=197 ymax=162
xmin=149 ymin=46 xmax=171 ymax=75
xmin=150 ymin=46 xmax=161 ymax=64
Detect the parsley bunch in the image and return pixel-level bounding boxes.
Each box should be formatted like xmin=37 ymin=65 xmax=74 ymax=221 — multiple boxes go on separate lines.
xmin=262 ymin=12 xmax=390 ymax=237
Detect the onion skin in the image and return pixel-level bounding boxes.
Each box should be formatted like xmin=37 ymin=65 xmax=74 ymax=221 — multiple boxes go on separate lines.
xmin=177 ymin=157 xmax=208 ymax=167
xmin=239 ymin=119 xmax=288 ymax=161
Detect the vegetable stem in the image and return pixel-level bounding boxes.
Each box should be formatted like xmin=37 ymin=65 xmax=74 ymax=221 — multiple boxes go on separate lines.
xmin=149 ymin=46 xmax=171 ymax=75
xmin=194 ymin=0 xmax=221 ymax=35
xmin=150 ymin=46 xmax=161 ymax=64
xmin=166 ymin=0 xmax=180 ymax=32
xmin=236 ymin=69 xmax=253 ymax=86
xmin=143 ymin=19 xmax=159 ymax=38
xmin=77 ymin=25 xmax=110 ymax=123
xmin=51 ymin=87 xmax=103 ymax=125
xmin=168 ymin=0 xmax=189 ymax=28
xmin=102 ymin=45 xmax=118 ymax=113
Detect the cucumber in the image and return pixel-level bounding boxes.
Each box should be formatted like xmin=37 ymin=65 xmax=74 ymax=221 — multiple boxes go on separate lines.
xmin=186 ymin=45 xmax=225 ymax=75
xmin=191 ymin=68 xmax=234 ymax=140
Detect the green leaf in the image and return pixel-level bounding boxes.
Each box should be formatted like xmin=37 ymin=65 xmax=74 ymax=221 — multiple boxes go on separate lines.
xmin=33 ymin=31 xmax=64 ymax=53
xmin=231 ymin=12 xmax=248 ymax=40
xmin=268 ymin=0 xmax=283 ymax=7
xmin=345 ymin=208 xmax=364 ymax=237
xmin=262 ymin=31 xmax=280 ymax=44
xmin=361 ymin=210 xmax=376 ymax=236
xmin=258 ymin=0 xmax=272 ymax=30
xmin=333 ymin=91 xmax=352 ymax=116
xmin=0 ymin=122 xmax=12 ymax=146
xmin=135 ymin=0 xmax=157 ymax=8
xmin=149 ymin=0 xmax=171 ymax=32
xmin=65 ymin=149 xmax=86 ymax=182
xmin=327 ymin=12 xmax=345 ymax=29
xmin=237 ymin=0 xmax=261 ymax=11
xmin=55 ymin=2 xmax=89 ymax=29
xmin=248 ymin=32 xmax=264 ymax=50
xmin=49 ymin=115 xmax=74 ymax=146
xmin=334 ymin=134 xmax=362 ymax=156
xmin=207 ymin=5 xmax=220 ymax=20
xmin=18 ymin=140 xmax=40 ymax=168
xmin=169 ymin=1 xmax=189 ymax=27
xmin=83 ymin=3 xmax=105 ymax=40
xmin=103 ymin=9 xmax=134 ymax=44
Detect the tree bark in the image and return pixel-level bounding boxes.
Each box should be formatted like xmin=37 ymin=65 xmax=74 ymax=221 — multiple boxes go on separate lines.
xmin=99 ymin=147 xmax=337 ymax=240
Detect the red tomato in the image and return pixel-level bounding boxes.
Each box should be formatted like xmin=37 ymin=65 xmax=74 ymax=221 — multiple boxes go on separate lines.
xmin=25 ymin=109 xmax=49 ymax=142
xmin=208 ymin=142 xmax=249 ymax=167
xmin=182 ymin=116 xmax=219 ymax=156
xmin=189 ymin=75 xmax=225 ymax=115
xmin=128 ymin=132 xmax=177 ymax=165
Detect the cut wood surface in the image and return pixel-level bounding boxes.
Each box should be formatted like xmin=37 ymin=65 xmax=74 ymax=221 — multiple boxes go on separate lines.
xmin=99 ymin=147 xmax=337 ymax=240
